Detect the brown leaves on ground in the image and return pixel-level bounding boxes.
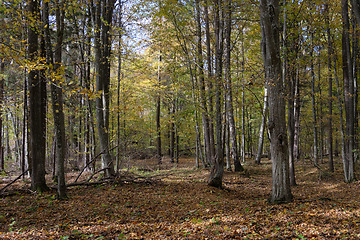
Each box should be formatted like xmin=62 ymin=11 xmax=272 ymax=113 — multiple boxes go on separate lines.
xmin=1 ymin=158 xmax=360 ymax=239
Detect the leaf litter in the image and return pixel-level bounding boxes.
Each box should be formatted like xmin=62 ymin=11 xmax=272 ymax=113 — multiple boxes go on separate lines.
xmin=1 ymin=158 xmax=360 ymax=239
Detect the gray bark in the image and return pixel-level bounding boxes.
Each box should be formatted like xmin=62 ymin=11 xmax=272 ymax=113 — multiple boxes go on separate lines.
xmin=260 ymin=0 xmax=292 ymax=203
xmin=255 ymin=88 xmax=268 ymax=165
xmin=94 ymin=0 xmax=116 ymax=177
xmin=341 ymin=0 xmax=355 ymax=182
xmin=224 ymin=0 xmax=243 ymax=171
xmin=28 ymin=0 xmax=48 ymax=192
xmin=43 ymin=0 xmax=67 ymax=199
xmin=208 ymin=0 xmax=224 ymax=188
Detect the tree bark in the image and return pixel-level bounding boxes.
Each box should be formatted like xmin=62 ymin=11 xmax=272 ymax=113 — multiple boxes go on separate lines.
xmin=204 ymin=0 xmax=216 ymax=165
xmin=224 ymin=0 xmax=243 ymax=172
xmin=0 ymin=60 xmax=4 ymax=173
xmin=341 ymin=0 xmax=355 ymax=182
xmin=208 ymin=0 xmax=224 ymax=188
xmin=44 ymin=0 xmax=67 ymax=199
xmin=255 ymin=88 xmax=268 ymax=164
xmin=310 ymin=33 xmax=319 ymax=166
xmin=325 ymin=2 xmax=334 ymax=172
xmin=94 ymin=0 xmax=116 ymax=177
xmin=28 ymin=0 xmax=48 ymax=192
xmin=260 ymin=0 xmax=292 ymax=203
xmin=156 ymin=51 xmax=162 ymax=165
xmin=196 ymin=0 xmax=211 ymax=167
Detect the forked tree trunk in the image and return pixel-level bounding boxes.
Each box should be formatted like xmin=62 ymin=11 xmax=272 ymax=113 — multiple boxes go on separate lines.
xmin=260 ymin=0 xmax=292 ymax=203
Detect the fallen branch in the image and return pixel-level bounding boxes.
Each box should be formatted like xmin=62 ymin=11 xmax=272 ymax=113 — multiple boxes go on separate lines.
xmin=66 ymin=180 xmax=111 ymax=188
xmin=0 ymin=169 xmax=29 ymax=193
xmin=86 ymin=167 xmax=111 ymax=182
xmin=74 ymin=145 xmax=118 ymax=183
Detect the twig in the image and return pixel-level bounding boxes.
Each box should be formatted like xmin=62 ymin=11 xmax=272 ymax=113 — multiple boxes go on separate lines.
xmin=0 ymin=169 xmax=29 ymax=193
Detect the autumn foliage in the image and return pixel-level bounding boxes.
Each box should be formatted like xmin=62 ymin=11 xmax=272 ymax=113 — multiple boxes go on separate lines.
xmin=1 ymin=158 xmax=360 ymax=239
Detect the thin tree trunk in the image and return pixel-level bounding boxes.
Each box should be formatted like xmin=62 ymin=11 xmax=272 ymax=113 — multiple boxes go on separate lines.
xmin=204 ymin=0 xmax=215 ymax=165
xmin=156 ymin=50 xmax=162 ymax=165
xmin=0 ymin=61 xmax=4 ymax=172
xmin=325 ymin=2 xmax=334 ymax=172
xmin=255 ymin=88 xmax=268 ymax=164
xmin=196 ymin=0 xmax=211 ymax=167
xmin=310 ymin=33 xmax=318 ymax=166
xmin=224 ymin=0 xmax=243 ymax=171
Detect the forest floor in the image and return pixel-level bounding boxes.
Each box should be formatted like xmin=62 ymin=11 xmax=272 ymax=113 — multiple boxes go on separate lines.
xmin=1 ymin=157 xmax=360 ymax=239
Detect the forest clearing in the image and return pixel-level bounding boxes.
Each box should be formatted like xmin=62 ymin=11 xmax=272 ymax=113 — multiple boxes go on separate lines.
xmin=1 ymin=157 xmax=360 ymax=239
xmin=3 ymin=0 xmax=360 ymax=238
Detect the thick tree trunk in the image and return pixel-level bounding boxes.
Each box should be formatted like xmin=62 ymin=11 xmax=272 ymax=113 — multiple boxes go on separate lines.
xmin=28 ymin=0 xmax=48 ymax=192
xmin=94 ymin=0 xmax=116 ymax=177
xmin=260 ymin=0 xmax=292 ymax=203
xmin=342 ymin=0 xmax=355 ymax=182
xmin=208 ymin=0 xmax=224 ymax=188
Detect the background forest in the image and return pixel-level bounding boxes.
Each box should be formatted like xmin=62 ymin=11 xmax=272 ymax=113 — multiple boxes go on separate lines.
xmin=0 ymin=0 xmax=360 ymax=201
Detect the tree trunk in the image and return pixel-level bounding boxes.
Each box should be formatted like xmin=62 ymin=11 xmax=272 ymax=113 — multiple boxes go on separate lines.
xmin=156 ymin=50 xmax=162 ymax=165
xmin=28 ymin=0 xmax=48 ymax=192
xmin=325 ymin=2 xmax=334 ymax=172
xmin=196 ymin=0 xmax=211 ymax=167
xmin=204 ymin=0 xmax=216 ymax=165
xmin=0 ymin=61 xmax=4 ymax=172
xmin=255 ymin=88 xmax=268 ymax=164
xmin=260 ymin=0 xmax=292 ymax=203
xmin=342 ymin=0 xmax=355 ymax=182
xmin=224 ymin=0 xmax=243 ymax=172
xmin=310 ymin=33 xmax=319 ymax=166
xmin=94 ymin=0 xmax=116 ymax=177
xmin=44 ymin=0 xmax=67 ymax=199
xmin=208 ymin=0 xmax=224 ymax=188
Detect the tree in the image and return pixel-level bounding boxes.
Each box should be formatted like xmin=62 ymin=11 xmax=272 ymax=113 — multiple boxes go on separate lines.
xmin=28 ymin=0 xmax=48 ymax=192
xmin=260 ymin=0 xmax=292 ymax=202
xmin=94 ymin=0 xmax=116 ymax=177
xmin=341 ymin=0 xmax=355 ymax=183
xmin=224 ymin=0 xmax=243 ymax=172
xmin=43 ymin=0 xmax=67 ymax=199
xmin=208 ymin=0 xmax=225 ymax=188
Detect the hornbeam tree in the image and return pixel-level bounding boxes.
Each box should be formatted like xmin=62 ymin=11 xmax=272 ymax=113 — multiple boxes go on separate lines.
xmin=260 ymin=0 xmax=292 ymax=202
xmin=28 ymin=0 xmax=48 ymax=192
xmin=94 ymin=0 xmax=116 ymax=177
